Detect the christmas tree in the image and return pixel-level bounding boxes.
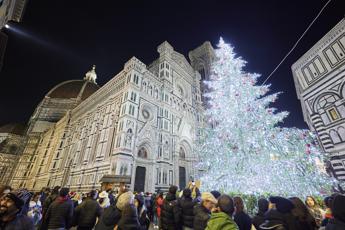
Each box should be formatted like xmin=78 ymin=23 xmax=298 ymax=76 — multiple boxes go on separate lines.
xmin=197 ymin=38 xmax=333 ymax=197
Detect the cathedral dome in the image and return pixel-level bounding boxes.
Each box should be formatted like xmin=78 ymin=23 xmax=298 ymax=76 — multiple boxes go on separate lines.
xmin=46 ymin=79 xmax=99 ymax=101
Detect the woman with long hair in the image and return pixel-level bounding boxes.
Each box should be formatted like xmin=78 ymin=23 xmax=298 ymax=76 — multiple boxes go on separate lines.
xmin=289 ymin=197 xmax=317 ymax=230
xmin=305 ymin=195 xmax=324 ymax=227
xmin=233 ymin=196 xmax=251 ymax=230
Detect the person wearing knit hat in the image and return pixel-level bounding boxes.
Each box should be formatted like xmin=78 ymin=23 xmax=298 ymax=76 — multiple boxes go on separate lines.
xmin=116 ymin=191 xmax=134 ymax=211
xmin=210 ymin=190 xmax=221 ymax=199
xmin=193 ymin=192 xmax=218 ymax=230
xmin=0 ymin=185 xmax=11 ymax=199
xmin=0 ymin=189 xmax=34 ymax=229
xmin=326 ymin=194 xmax=345 ymax=229
xmin=116 ymin=191 xmax=141 ymax=229
xmin=201 ymin=192 xmax=218 ymax=205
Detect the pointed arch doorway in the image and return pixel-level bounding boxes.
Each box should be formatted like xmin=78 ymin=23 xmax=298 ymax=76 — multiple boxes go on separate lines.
xmin=134 ymin=166 xmax=146 ymax=192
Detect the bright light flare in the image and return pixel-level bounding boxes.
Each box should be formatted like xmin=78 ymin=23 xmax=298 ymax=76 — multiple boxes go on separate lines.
xmin=4 ymin=24 xmax=9 ymax=29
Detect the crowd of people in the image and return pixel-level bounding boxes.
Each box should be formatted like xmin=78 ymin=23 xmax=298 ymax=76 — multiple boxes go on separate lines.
xmin=0 ymin=182 xmax=345 ymax=230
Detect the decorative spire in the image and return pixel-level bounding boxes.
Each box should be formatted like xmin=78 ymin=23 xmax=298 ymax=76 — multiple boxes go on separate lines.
xmin=84 ymin=65 xmax=97 ymax=83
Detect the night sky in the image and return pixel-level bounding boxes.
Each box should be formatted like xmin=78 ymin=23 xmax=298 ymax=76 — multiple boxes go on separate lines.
xmin=1 ymin=0 xmax=344 ymax=128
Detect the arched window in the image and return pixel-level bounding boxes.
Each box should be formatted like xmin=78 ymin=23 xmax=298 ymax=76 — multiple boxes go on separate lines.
xmin=330 ymin=130 xmax=341 ymax=144
xmin=338 ymin=126 xmax=345 ymax=141
xmin=138 ymin=147 xmax=148 ymax=159
xmin=155 ymin=89 xmax=159 ymax=99
xmin=315 ymin=94 xmax=339 ymax=111
xmin=179 ymin=147 xmax=186 ymax=159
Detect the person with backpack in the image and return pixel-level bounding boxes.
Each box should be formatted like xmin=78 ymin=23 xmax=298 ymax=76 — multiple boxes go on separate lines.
xmin=134 ymin=194 xmax=150 ymax=230
xmin=160 ymin=185 xmax=181 ymax=230
xmin=179 ymin=188 xmax=196 ymax=230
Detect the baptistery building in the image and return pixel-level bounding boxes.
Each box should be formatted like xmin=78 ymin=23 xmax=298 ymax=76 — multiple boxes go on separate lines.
xmin=4 ymin=41 xmax=214 ymax=192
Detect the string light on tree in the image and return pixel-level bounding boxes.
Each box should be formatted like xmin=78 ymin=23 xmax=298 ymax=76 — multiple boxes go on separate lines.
xmin=197 ymin=38 xmax=334 ymax=197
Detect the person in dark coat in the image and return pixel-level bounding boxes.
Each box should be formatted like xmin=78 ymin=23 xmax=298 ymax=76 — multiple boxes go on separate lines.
xmin=326 ymin=194 xmax=345 ymax=230
xmin=94 ymin=205 xmax=121 ymax=230
xmin=193 ymin=192 xmax=218 ymax=230
xmin=42 ymin=186 xmax=60 ymax=216
xmin=41 ymin=187 xmax=74 ymax=230
xmin=116 ymin=191 xmax=140 ymax=230
xmin=322 ymin=196 xmax=334 ymax=227
xmin=39 ymin=188 xmax=50 ymax=208
xmin=252 ymin=198 xmax=269 ymax=230
xmin=260 ymin=196 xmax=301 ymax=230
xmin=160 ymin=185 xmax=181 ymax=230
xmin=134 ymin=194 xmax=150 ymax=230
xmin=144 ymin=193 xmax=153 ymax=222
xmin=233 ymin=196 xmax=252 ymax=230
xmin=0 ymin=189 xmax=34 ymax=230
xmin=178 ymin=188 xmax=196 ymax=230
xmin=289 ymin=197 xmax=316 ymax=230
xmin=74 ymin=190 xmax=103 ymax=230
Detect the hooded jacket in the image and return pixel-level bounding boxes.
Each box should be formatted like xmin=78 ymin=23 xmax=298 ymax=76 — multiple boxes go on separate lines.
xmin=193 ymin=203 xmax=211 ymax=230
xmin=205 ymin=212 xmax=239 ymax=230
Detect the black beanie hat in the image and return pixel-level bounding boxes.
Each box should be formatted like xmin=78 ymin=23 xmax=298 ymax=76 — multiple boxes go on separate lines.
xmin=169 ymin=185 xmax=178 ymax=195
xmin=183 ymin=188 xmax=192 ymax=198
xmin=258 ymin=198 xmax=269 ymax=213
xmin=6 ymin=189 xmax=32 ymax=210
xmin=269 ymin=196 xmax=294 ymax=213
xmin=210 ymin=190 xmax=221 ymax=199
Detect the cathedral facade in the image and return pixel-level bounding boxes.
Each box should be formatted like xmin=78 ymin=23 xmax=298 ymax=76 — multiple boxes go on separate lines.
xmin=292 ymin=18 xmax=345 ymax=180
xmin=5 ymin=41 xmax=214 ymax=192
